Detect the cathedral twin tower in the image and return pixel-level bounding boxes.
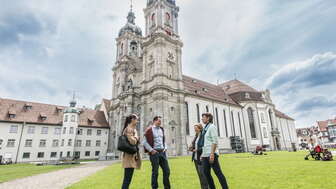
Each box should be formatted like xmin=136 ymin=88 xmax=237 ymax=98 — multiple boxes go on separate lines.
xmin=110 ymin=0 xmax=186 ymax=156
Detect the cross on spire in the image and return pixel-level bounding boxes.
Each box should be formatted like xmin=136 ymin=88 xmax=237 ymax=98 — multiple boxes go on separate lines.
xmin=72 ymin=91 xmax=76 ymax=101
xmin=130 ymin=0 xmax=133 ymax=12
xmin=70 ymin=91 xmax=77 ymax=107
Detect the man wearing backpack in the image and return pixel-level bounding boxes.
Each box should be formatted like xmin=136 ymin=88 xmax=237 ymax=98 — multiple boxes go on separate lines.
xmin=198 ymin=113 xmax=229 ymax=189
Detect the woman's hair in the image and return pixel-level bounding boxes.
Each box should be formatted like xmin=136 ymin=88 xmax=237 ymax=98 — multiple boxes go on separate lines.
xmin=122 ymin=114 xmax=138 ymax=134
xmin=194 ymin=123 xmax=203 ymax=136
xmin=194 ymin=123 xmax=203 ymax=131
xmin=202 ymin=112 xmax=213 ymax=123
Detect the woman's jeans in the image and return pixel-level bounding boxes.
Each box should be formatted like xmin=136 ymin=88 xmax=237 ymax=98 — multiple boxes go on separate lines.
xmin=122 ymin=168 xmax=135 ymax=189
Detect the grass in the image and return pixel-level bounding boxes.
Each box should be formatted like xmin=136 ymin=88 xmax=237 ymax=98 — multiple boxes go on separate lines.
xmin=0 ymin=163 xmax=80 ymax=183
xmin=68 ymin=151 xmax=336 ymax=189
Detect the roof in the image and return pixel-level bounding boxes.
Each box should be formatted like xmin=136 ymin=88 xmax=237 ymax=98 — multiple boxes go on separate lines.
xmin=0 ymin=98 xmax=109 ymax=128
xmin=296 ymin=126 xmax=318 ymax=137
xmin=317 ymin=119 xmax=336 ymax=132
xmin=218 ymin=79 xmax=259 ymax=95
xmin=102 ymin=99 xmax=111 ymax=110
xmin=77 ymin=108 xmax=109 ymax=128
xmin=274 ymin=109 xmax=295 ymax=121
xmin=182 ymin=75 xmax=238 ymax=106
xmin=118 ymin=11 xmax=142 ymax=37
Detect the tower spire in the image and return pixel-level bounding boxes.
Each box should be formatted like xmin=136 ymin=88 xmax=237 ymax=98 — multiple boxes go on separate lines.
xmin=130 ymin=0 xmax=133 ymax=12
xmin=70 ymin=91 xmax=77 ymax=107
xmin=127 ymin=0 xmax=135 ymax=24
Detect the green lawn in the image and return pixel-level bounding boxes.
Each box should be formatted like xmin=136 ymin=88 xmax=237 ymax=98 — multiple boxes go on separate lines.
xmin=0 ymin=163 xmax=80 ymax=183
xmin=69 ymin=151 xmax=336 ymax=189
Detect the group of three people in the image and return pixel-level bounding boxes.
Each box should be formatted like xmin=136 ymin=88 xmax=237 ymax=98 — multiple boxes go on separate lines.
xmin=121 ymin=113 xmax=229 ymax=189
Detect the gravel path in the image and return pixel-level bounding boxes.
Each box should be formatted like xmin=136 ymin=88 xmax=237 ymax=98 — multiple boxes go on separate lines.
xmin=0 ymin=161 xmax=117 ymax=189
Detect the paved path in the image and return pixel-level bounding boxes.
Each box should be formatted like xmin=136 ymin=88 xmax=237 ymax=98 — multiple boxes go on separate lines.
xmin=0 ymin=161 xmax=117 ymax=189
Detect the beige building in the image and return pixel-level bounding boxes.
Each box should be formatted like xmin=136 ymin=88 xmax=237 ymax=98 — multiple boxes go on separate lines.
xmin=107 ymin=0 xmax=298 ymax=157
xmin=0 ymin=98 xmax=109 ymax=163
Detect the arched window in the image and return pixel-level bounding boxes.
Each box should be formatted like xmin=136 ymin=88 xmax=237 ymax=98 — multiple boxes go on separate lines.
xmin=185 ymin=102 xmax=190 ymax=135
xmin=130 ymin=41 xmax=138 ymax=56
xmin=268 ymin=109 xmax=274 ymax=129
xmin=151 ymin=13 xmax=156 ymax=26
xmin=119 ymin=43 xmax=124 ymax=56
xmin=196 ymin=104 xmax=200 ymax=123
xmin=248 ymin=108 xmax=257 ymax=139
xmin=261 ymin=112 xmax=266 ymax=123
xmin=231 ymin=111 xmax=236 ymax=136
xmin=263 ymin=127 xmax=268 ymax=138
xmin=71 ymin=115 xmax=76 ymax=122
xmin=165 ymin=12 xmax=171 ymax=25
xmin=215 ymin=108 xmax=220 ymax=136
xmin=238 ymin=112 xmax=243 ymax=137
xmin=223 ymin=110 xmax=228 ymax=137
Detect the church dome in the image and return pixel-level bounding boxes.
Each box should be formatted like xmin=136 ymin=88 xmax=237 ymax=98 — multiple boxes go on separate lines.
xmin=166 ymin=0 xmax=176 ymax=5
xmin=119 ymin=11 xmax=142 ymax=37
xmin=64 ymin=99 xmax=80 ymax=114
xmin=147 ymin=0 xmax=176 ymax=6
xmin=64 ymin=107 xmax=79 ymax=114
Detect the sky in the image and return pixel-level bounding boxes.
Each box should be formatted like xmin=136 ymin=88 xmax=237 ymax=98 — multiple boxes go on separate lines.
xmin=0 ymin=0 xmax=335 ymax=128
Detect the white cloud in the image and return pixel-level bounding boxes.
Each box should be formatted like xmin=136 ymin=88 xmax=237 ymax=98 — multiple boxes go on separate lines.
xmin=266 ymin=52 xmax=336 ymax=89
xmin=265 ymin=52 xmax=336 ymax=128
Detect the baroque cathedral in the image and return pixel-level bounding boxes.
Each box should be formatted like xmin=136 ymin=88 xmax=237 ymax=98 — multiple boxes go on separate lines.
xmin=105 ymin=0 xmax=298 ymax=157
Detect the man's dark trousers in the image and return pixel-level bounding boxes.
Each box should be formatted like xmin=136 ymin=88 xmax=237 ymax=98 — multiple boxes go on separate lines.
xmin=202 ymin=154 xmax=229 ymax=189
xmin=149 ymin=151 xmax=171 ymax=189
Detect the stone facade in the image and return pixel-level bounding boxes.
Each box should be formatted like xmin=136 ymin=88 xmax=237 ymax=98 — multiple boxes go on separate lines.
xmin=107 ymin=0 xmax=298 ymax=156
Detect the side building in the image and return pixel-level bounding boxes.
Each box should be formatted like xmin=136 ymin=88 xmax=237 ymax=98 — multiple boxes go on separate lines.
xmin=316 ymin=118 xmax=336 ymax=148
xmin=0 ymin=98 xmax=109 ymax=163
xmin=295 ymin=118 xmax=336 ymax=149
xmin=296 ymin=126 xmax=319 ymax=150
xmin=183 ymin=77 xmax=298 ymax=153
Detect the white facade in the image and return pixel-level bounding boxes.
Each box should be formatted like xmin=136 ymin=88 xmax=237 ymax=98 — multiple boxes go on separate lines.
xmin=184 ymin=95 xmax=298 ymax=152
xmin=0 ymin=99 xmax=109 ymax=163
xmin=0 ymin=122 xmax=109 ymax=163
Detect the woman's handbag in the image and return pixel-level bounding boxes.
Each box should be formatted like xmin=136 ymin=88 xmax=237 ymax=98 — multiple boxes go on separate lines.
xmin=117 ymin=135 xmax=138 ymax=154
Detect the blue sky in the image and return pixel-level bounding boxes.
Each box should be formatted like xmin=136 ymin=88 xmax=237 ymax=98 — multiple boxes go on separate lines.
xmin=0 ymin=0 xmax=335 ymax=128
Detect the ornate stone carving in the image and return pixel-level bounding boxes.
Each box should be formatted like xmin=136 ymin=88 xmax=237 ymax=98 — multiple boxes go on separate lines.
xmin=167 ymin=52 xmax=175 ymax=61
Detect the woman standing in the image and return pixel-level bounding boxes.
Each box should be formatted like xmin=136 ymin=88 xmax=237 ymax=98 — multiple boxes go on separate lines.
xmin=121 ymin=114 xmax=142 ymax=189
xmin=189 ymin=123 xmax=209 ymax=189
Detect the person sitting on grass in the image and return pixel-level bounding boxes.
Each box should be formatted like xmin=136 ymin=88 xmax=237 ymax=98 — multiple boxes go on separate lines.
xmin=322 ymin=149 xmax=333 ymax=161
xmin=314 ymin=145 xmax=322 ymax=160
xmin=305 ymin=145 xmax=323 ymax=160
xmin=252 ymin=146 xmax=265 ymax=155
